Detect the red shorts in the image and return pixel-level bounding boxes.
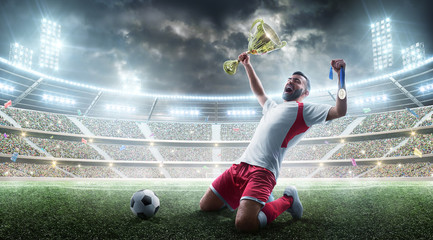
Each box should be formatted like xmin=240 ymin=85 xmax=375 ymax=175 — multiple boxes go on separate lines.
xmin=210 ymin=162 xmax=276 ymax=211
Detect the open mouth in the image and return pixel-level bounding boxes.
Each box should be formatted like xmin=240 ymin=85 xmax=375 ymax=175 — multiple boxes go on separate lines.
xmin=285 ymin=84 xmax=294 ymax=93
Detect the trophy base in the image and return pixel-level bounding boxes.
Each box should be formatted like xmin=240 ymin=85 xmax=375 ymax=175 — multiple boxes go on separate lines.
xmin=223 ymin=60 xmax=240 ymax=75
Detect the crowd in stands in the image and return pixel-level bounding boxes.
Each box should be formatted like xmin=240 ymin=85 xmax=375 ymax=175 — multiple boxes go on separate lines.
xmin=97 ymin=144 xmax=156 ymax=161
xmin=59 ymin=165 xmax=119 ymax=178
xmin=351 ymin=106 xmax=433 ymax=134
xmin=28 ymin=137 xmax=103 ymax=159
xmin=147 ymin=122 xmax=211 ymax=140
xmin=304 ymin=116 xmax=356 ymax=138
xmin=1 ymin=162 xmax=432 ymax=178
xmin=115 ymin=167 xmax=165 ymax=178
xmin=2 ymin=108 xmax=82 ymax=134
xmin=220 ymin=123 xmax=258 ymax=141
xmin=79 ymin=117 xmax=145 ymax=138
xmin=1 ymin=106 xmax=433 ymax=179
xmin=165 ymin=167 xmax=216 ymax=178
xmin=221 ymin=147 xmax=245 ymax=161
xmin=362 ymin=162 xmax=431 ymax=178
xmin=279 ymin=167 xmax=317 ymax=178
xmin=158 ymin=147 xmax=212 ymax=161
xmin=284 ymin=144 xmax=337 ymax=161
xmin=1 ymin=133 xmax=42 ymax=156
xmin=330 ymin=138 xmax=405 ymax=160
xmin=388 ymin=133 xmax=433 ymax=157
xmin=0 ymin=162 xmax=69 ymax=177
xmin=0 ymin=115 xmax=12 ymax=126
xmin=0 ymin=162 xmax=29 ymax=177
xmin=314 ymin=165 xmax=375 ymax=178
xmin=418 ymin=116 xmax=433 ymax=127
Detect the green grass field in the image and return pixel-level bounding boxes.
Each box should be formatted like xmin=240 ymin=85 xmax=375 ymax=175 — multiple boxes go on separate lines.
xmin=1 ymin=178 xmax=433 ymax=239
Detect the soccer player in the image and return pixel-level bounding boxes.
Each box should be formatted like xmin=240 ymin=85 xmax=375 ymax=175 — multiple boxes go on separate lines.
xmin=199 ymin=52 xmax=347 ymax=232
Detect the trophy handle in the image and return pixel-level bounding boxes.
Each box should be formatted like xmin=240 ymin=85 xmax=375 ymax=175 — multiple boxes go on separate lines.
xmin=279 ymin=41 xmax=287 ymax=49
xmin=248 ymin=19 xmax=264 ymax=42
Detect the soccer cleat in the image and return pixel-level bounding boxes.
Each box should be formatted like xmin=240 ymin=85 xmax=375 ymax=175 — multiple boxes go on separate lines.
xmin=284 ymin=186 xmax=303 ymax=219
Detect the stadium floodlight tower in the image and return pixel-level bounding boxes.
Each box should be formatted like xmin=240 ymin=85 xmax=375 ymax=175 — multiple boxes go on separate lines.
xmin=9 ymin=43 xmax=33 ymax=69
xmin=39 ymin=18 xmax=61 ymax=71
xmin=401 ymin=42 xmax=425 ymax=69
xmin=371 ymin=18 xmax=394 ymax=72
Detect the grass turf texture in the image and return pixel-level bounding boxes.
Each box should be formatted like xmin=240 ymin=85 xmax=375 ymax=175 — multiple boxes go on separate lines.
xmin=1 ymin=178 xmax=433 ymax=239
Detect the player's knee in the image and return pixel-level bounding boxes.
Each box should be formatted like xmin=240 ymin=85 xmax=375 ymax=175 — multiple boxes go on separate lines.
xmin=199 ymin=197 xmax=218 ymax=212
xmin=235 ymin=215 xmax=259 ymax=232
xmin=199 ymin=198 xmax=210 ymax=211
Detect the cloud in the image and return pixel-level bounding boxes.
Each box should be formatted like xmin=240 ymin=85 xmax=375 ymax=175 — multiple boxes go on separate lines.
xmin=1 ymin=0 xmax=431 ymax=98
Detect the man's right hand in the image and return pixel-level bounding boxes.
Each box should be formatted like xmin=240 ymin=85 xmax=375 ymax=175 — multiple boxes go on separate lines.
xmin=238 ymin=52 xmax=250 ymax=66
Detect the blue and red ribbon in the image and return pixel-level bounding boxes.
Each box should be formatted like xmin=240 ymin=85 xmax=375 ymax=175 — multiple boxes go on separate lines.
xmin=329 ymin=66 xmax=345 ymax=89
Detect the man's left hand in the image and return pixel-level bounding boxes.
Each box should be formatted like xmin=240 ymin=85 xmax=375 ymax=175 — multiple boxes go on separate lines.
xmin=331 ymin=59 xmax=346 ymax=74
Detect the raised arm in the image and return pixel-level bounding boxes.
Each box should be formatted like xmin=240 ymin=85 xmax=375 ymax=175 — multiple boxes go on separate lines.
xmin=326 ymin=59 xmax=347 ymax=121
xmin=239 ymin=52 xmax=268 ymax=107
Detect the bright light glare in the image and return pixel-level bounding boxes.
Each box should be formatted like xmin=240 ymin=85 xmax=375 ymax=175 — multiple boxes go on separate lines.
xmin=106 ymin=104 xmax=136 ymax=112
xmin=42 ymin=94 xmax=75 ymax=105
xmin=227 ymin=109 xmax=257 ymax=116
xmin=170 ymin=109 xmax=200 ymax=116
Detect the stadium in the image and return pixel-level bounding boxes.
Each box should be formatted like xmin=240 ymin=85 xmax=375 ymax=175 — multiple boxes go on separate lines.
xmin=1 ymin=0 xmax=433 ymax=239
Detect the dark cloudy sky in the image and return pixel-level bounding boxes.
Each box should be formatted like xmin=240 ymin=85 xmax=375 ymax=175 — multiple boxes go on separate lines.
xmin=0 ymin=0 xmax=432 ymax=97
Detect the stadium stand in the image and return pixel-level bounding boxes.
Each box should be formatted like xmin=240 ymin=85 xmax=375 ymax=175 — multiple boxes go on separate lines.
xmin=351 ymin=106 xmax=433 ymax=134
xmin=3 ymin=107 xmax=82 ymax=134
xmin=147 ymin=122 xmax=212 ymax=140
xmin=388 ymin=133 xmax=433 ymax=157
xmin=78 ymin=117 xmax=145 ymax=138
xmin=1 ymin=105 xmax=433 ymax=178
xmin=97 ymin=144 xmax=156 ymax=161
xmin=28 ymin=137 xmax=104 ymax=159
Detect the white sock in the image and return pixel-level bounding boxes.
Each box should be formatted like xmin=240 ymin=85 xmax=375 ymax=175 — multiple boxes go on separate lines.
xmin=257 ymin=211 xmax=267 ymax=228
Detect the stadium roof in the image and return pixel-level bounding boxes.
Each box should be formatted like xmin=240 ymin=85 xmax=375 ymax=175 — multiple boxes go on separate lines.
xmin=1 ymin=56 xmax=433 ymax=122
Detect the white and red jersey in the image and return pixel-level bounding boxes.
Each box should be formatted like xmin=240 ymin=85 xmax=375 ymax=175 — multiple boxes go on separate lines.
xmin=237 ymin=99 xmax=332 ymax=179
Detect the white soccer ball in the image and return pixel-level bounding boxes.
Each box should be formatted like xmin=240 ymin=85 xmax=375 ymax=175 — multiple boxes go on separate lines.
xmin=130 ymin=189 xmax=160 ymax=219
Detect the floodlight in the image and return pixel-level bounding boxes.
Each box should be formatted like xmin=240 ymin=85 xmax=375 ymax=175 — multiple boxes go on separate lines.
xmin=9 ymin=43 xmax=33 ymax=69
xmin=371 ymin=18 xmax=394 ymax=72
xmin=0 ymin=83 xmax=14 ymax=91
xmin=401 ymin=42 xmax=425 ymax=69
xmin=39 ymin=18 xmax=61 ymax=71
xmin=355 ymin=95 xmax=389 ymax=105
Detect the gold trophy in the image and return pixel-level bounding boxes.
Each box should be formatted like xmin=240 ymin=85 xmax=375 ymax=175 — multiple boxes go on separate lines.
xmin=223 ymin=18 xmax=287 ymax=75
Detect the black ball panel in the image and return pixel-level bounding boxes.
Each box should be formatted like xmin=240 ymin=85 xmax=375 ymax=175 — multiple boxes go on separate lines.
xmin=141 ymin=195 xmax=152 ymax=206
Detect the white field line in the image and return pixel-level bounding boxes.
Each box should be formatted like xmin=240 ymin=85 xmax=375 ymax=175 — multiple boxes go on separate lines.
xmin=59 ymin=185 xmax=429 ymax=191
xmin=0 ymin=184 xmax=429 ymax=191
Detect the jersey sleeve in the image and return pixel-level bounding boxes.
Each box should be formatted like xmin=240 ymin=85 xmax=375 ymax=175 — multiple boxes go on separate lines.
xmin=262 ymin=98 xmax=277 ymax=115
xmin=303 ymin=102 xmax=333 ymax=127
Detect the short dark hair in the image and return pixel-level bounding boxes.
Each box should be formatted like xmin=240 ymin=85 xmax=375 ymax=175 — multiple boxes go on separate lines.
xmin=292 ymin=71 xmax=311 ymax=91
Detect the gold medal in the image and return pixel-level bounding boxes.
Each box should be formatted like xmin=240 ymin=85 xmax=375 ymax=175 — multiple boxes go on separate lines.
xmin=338 ymin=89 xmax=346 ymax=100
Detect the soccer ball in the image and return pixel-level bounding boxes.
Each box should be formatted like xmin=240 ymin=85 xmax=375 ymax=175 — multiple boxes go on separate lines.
xmin=130 ymin=189 xmax=160 ymax=219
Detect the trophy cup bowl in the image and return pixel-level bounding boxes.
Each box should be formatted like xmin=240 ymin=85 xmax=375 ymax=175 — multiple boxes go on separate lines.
xmin=223 ymin=19 xmax=287 ymax=75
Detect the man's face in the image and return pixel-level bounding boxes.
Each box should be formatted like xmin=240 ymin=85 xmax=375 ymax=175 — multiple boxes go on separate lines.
xmin=282 ymin=74 xmax=308 ymax=101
